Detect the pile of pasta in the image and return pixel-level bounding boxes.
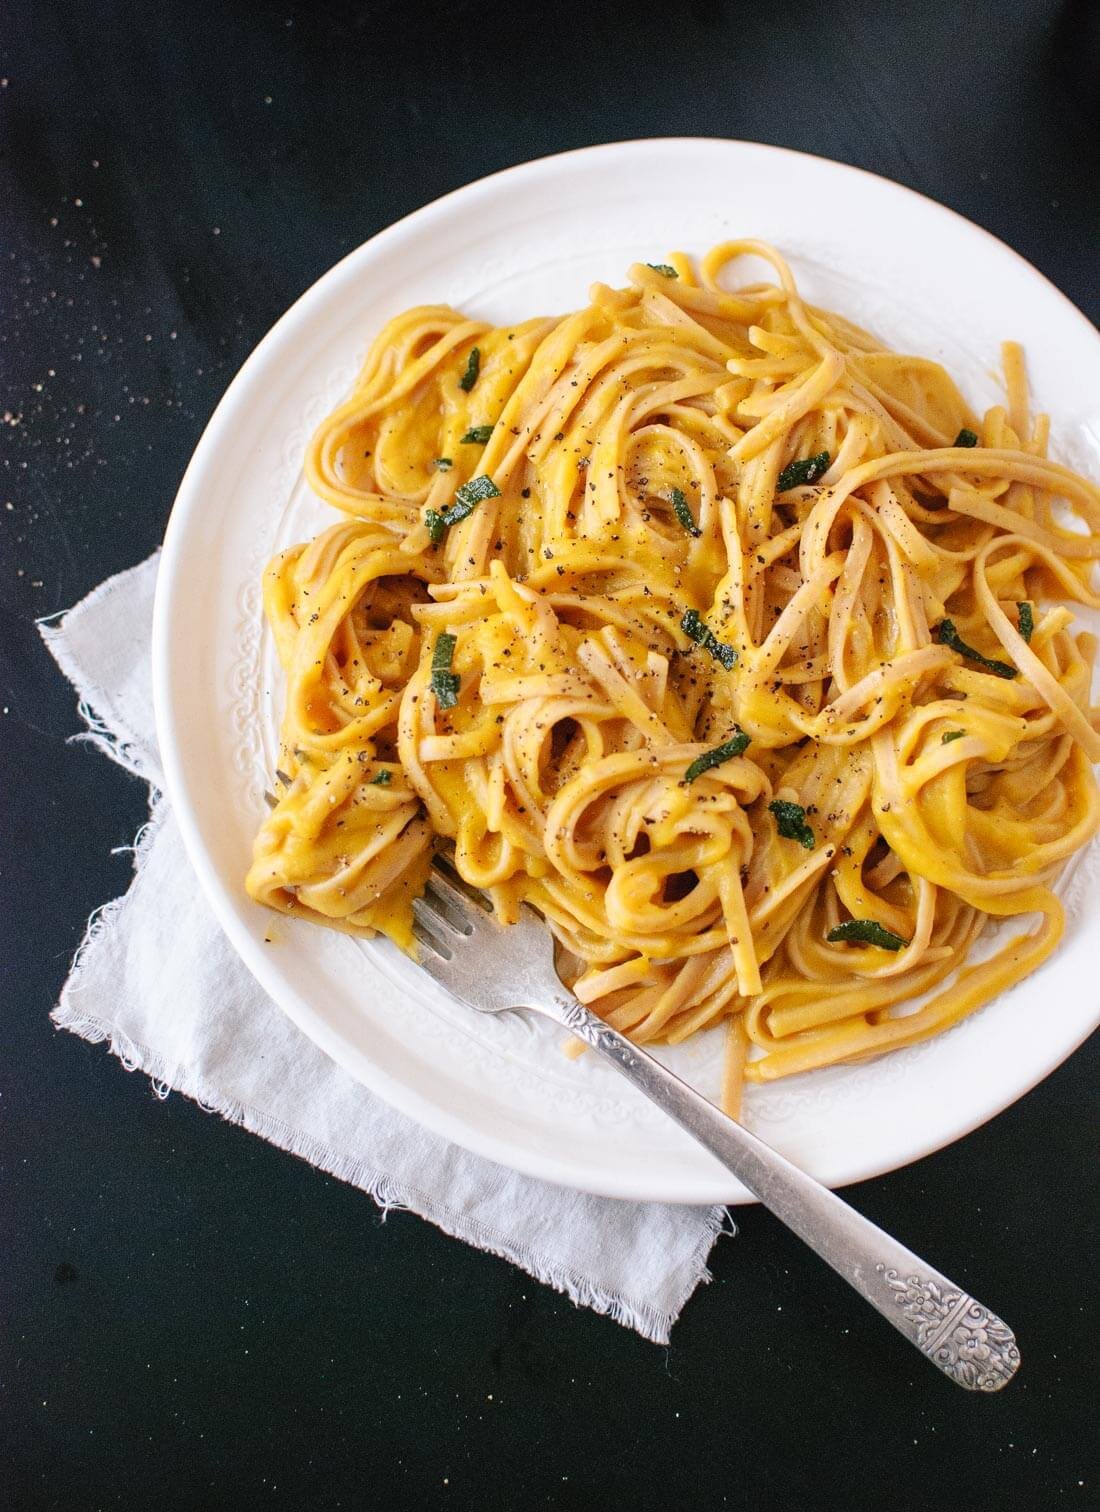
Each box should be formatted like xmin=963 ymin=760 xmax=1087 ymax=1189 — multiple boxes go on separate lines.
xmin=247 ymin=241 xmax=1100 ymax=1111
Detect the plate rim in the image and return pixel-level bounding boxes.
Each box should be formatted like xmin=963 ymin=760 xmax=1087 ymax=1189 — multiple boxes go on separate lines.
xmin=152 ymin=136 xmax=1100 ymax=1204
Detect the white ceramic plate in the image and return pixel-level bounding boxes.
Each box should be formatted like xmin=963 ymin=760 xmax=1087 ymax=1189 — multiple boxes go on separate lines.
xmin=153 ymin=139 xmax=1100 ymax=1204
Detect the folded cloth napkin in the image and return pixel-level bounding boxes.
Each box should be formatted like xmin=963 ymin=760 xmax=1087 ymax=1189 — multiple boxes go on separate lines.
xmin=40 ymin=553 xmax=731 ymax=1343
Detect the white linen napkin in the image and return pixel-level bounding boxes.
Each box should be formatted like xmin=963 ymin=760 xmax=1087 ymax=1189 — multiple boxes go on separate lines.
xmin=39 ymin=553 xmax=731 ymax=1343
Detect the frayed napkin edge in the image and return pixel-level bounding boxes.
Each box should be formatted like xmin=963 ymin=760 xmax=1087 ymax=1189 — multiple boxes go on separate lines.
xmin=52 ymin=805 xmax=729 ymax=1346
xmin=36 ymin=551 xmax=163 ymax=787
xmin=53 ymin=974 xmax=728 ymax=1344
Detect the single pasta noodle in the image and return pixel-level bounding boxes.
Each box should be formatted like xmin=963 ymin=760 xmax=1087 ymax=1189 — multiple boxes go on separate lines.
xmin=246 ymin=241 xmax=1100 ymax=1117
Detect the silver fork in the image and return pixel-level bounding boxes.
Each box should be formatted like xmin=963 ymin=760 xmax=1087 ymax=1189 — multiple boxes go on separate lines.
xmin=413 ymin=857 xmax=1020 ymax=1391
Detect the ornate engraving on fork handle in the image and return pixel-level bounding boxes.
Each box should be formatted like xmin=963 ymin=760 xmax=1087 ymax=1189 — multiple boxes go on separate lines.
xmin=875 ymin=1266 xmax=1020 ymax=1391
xmin=548 ymin=994 xmax=1021 ymax=1392
xmin=553 ymin=996 xmax=624 ymax=1052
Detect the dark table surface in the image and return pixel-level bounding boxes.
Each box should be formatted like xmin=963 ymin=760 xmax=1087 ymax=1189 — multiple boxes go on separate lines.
xmin=3 ymin=2 xmax=1098 ymax=1508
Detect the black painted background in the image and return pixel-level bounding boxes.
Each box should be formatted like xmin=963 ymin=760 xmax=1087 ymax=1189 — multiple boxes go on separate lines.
xmin=2 ymin=2 xmax=1098 ymax=1508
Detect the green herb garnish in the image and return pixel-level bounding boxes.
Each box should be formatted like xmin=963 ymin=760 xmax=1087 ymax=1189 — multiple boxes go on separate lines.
xmin=425 ymin=508 xmax=445 ymax=543
xmin=827 ymin=919 xmax=909 ymax=951
xmin=683 ymin=729 xmax=750 ymax=783
xmin=430 ymin=632 xmax=460 ymax=710
xmin=768 ymin=799 xmax=815 ymax=849
xmin=670 ymin=487 xmax=700 ymax=538
xmin=433 ymin=457 xmax=453 ymax=471
xmin=426 ymin=474 xmax=501 ymax=543
xmin=681 ymin=609 xmax=737 ymax=669
xmin=371 ymin=769 xmax=392 ymax=785
xmin=935 ymin=619 xmax=1017 ymax=679
xmin=460 ymin=424 xmax=494 ymax=445
xmin=777 ymin=450 xmax=830 ymax=491
xmin=942 ymin=729 xmax=965 ymax=744
xmin=450 ymin=473 xmax=500 ymax=516
xmin=647 ymin=263 xmax=677 ymax=277
xmin=459 ymin=346 xmax=480 ymax=393
xmin=954 ymin=428 xmax=979 ymax=448
xmin=1017 ymin=602 xmax=1034 ymax=644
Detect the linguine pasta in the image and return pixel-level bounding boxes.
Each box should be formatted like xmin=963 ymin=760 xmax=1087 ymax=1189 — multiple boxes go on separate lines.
xmin=246 ymin=241 xmax=1100 ymax=1115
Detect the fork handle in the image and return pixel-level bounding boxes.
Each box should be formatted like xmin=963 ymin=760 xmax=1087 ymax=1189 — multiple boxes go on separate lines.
xmin=543 ymin=992 xmax=1019 ymax=1391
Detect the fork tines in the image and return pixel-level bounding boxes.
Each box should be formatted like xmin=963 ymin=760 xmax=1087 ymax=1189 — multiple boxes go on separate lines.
xmin=410 ymin=855 xmax=489 ymax=958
